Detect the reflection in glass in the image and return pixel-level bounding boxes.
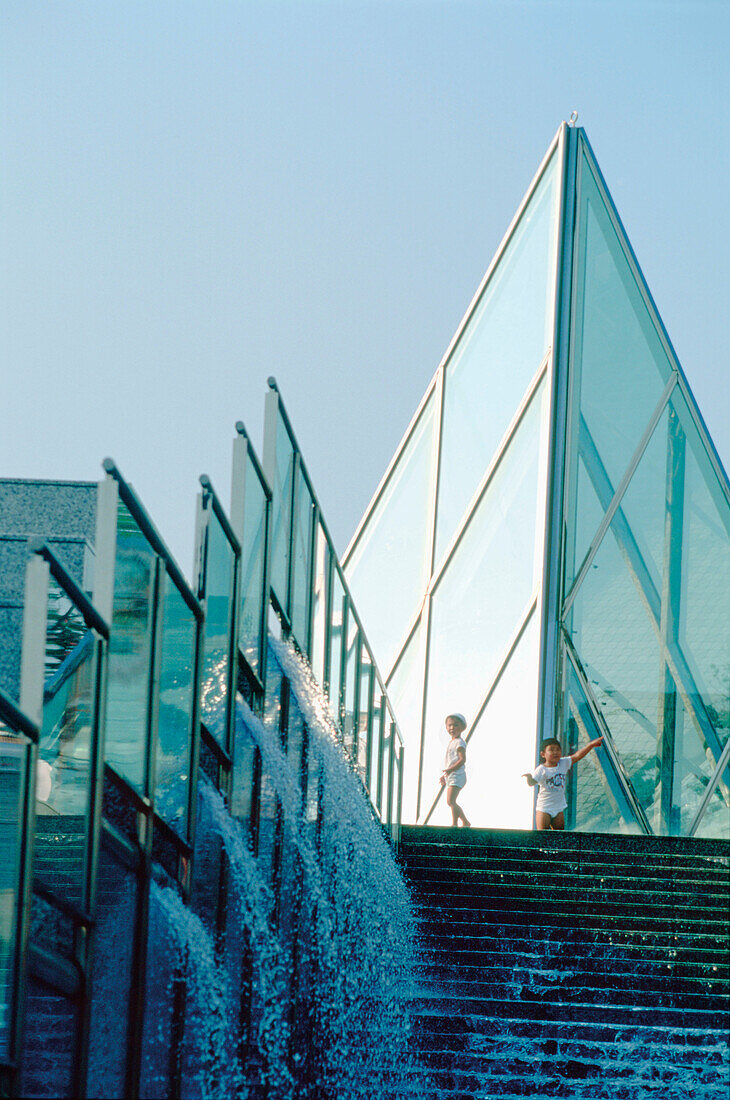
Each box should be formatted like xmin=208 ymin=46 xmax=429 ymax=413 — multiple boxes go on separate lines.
xmin=431 ymin=613 xmax=539 ymax=830
xmin=36 ymin=579 xmax=95 ymax=906
xmin=290 ymin=472 xmax=314 ymax=653
xmin=155 ymin=575 xmax=196 ymax=835
xmin=385 ymin=623 xmax=424 ymax=824
xmin=327 ymin=572 xmax=345 ymax=728
xmin=605 ymin=407 xmax=670 ymax=596
xmin=0 ymin=726 xmax=30 ymax=1059
xmin=673 ymin=389 xmax=730 ymax=756
xmin=346 ymin=392 xmax=437 ymax=677
xmin=269 ymin=416 xmax=295 ymax=613
xmin=565 ymin=662 xmax=641 ymax=835
xmin=200 ymin=507 xmax=236 ymax=747
xmin=310 ymin=525 xmax=328 ymax=688
xmin=566 ymin=449 xmax=606 ymax=588
xmin=666 ymin=679 xmax=725 ymax=837
xmin=436 ymin=150 xmax=558 ymax=561
xmin=86 ymin=844 xmax=137 ymax=1098
xmin=106 ymin=501 xmax=156 ymax=792
xmin=421 ymin=379 xmax=548 ymax=816
xmin=565 ymin=145 xmax=672 ymax=589
xmin=694 ymin=782 xmax=730 ymax=840
xmin=239 ymin=454 xmax=267 ymax=678
xmin=20 ymin=977 xmax=77 ymax=1099
xmin=569 ymin=531 xmax=662 ymax=818
xmin=140 ymin=886 xmax=177 ymax=1100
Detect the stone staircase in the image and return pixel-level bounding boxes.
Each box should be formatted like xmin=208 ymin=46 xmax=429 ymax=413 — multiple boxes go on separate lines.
xmin=400 ymin=826 xmax=730 ymax=1100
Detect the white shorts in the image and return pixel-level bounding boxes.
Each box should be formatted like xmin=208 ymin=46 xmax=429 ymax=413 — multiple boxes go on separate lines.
xmin=446 ymin=774 xmax=466 ymax=789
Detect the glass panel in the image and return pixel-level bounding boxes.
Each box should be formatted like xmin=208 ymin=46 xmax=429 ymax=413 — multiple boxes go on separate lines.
xmin=343 ymin=618 xmax=359 ymax=761
xmin=385 ymin=623 xmax=424 ymax=824
xmin=357 ymin=656 xmax=373 ymax=782
xmin=327 ymin=571 xmax=345 ymax=728
xmin=436 ymin=150 xmax=558 ymax=560
xmin=199 ymin=506 xmax=236 ymax=747
xmin=0 ymin=728 xmax=30 ymax=1059
xmin=37 ymin=578 xmax=95 ymax=906
xmin=287 ymin=695 xmax=306 ymax=793
xmin=421 ymin=378 xmax=548 ymax=816
xmin=86 ymin=843 xmax=137 ymax=1099
xmin=155 ymin=575 xmax=196 ymax=835
xmin=310 ymin=525 xmax=328 ymax=688
xmin=674 ymin=389 xmax=730 ymax=756
xmin=431 ymin=613 xmax=540 ymax=829
xmin=105 ymin=500 xmax=156 ymax=791
xmin=565 ymin=660 xmax=642 ymax=835
xmin=29 ymin=892 xmax=75 ymax=959
xmin=259 ymin=649 xmax=283 ymax=886
xmin=565 ymin=144 xmax=673 ymax=588
xmin=609 ymin=406 xmax=670 ymax=596
xmin=694 ymin=781 xmax=730 ymax=840
xmin=346 ymin=390 xmax=436 ymax=677
xmin=569 ymin=529 xmax=662 ymax=818
xmin=230 ymin=693 xmax=258 ymax=832
xmin=665 ymin=677 xmax=726 ymax=837
xmin=140 ymin=886 xmax=177 ymax=1100
xmin=269 ymin=415 xmax=294 ymax=612
xmin=290 ymin=472 xmax=314 ymax=652
xmin=20 ymin=976 xmax=77 ymax=1098
xmin=565 ymin=448 xmax=606 ymax=587
xmin=369 ymin=694 xmax=384 ymax=805
xmin=239 ymin=454 xmax=267 ymax=678
xmin=379 ymin=719 xmax=393 ymax=821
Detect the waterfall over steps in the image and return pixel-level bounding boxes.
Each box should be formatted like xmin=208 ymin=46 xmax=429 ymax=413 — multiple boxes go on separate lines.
xmin=400 ymin=826 xmax=730 ymax=1100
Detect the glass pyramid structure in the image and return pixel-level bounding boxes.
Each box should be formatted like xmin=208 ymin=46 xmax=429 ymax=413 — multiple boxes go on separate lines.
xmin=343 ymin=123 xmax=730 ymax=837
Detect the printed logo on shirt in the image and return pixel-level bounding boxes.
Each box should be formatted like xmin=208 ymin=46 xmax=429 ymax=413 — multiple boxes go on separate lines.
xmin=546 ymin=772 xmax=566 ymax=790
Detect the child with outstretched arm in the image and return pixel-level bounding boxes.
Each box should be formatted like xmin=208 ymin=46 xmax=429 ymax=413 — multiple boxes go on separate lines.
xmin=521 ymin=736 xmax=603 ymax=831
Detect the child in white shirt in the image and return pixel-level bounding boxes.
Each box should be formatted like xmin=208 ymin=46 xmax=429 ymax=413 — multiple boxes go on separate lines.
xmin=439 ymin=713 xmax=471 ymax=827
xmin=522 ymin=735 xmax=603 ymax=830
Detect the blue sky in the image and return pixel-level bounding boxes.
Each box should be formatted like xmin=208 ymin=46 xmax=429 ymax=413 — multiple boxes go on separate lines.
xmin=2 ymin=0 xmax=728 ymax=573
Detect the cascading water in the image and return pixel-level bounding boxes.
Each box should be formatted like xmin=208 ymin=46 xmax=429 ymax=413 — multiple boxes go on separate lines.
xmin=140 ymin=881 xmax=245 ymax=1100
xmin=141 ymin=635 xmax=420 ymax=1099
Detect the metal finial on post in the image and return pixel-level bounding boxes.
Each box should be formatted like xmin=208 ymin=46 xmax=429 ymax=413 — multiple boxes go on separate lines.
xmin=569 ymin=110 xmax=579 ymax=127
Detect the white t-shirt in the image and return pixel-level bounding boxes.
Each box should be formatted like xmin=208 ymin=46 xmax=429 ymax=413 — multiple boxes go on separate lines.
xmin=532 ymin=757 xmax=572 ymax=814
xmin=444 ymin=738 xmax=467 ymax=785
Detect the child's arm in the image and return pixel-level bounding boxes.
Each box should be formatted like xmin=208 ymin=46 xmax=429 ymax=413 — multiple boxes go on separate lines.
xmin=569 ymin=737 xmax=603 ymax=764
xmin=521 ymin=773 xmax=538 ymax=787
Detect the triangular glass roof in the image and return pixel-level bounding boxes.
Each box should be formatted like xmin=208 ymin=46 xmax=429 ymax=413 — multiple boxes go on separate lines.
xmin=345 ymin=124 xmax=730 ymax=837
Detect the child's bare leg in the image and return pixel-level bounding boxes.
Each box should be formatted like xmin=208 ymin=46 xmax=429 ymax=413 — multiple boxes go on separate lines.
xmin=446 ymin=786 xmax=470 ymax=827
xmin=446 ymin=785 xmax=459 ymax=826
xmin=456 ymin=800 xmax=471 ymax=827
xmin=536 ymin=811 xmax=552 ymax=831
xmin=551 ymin=811 xmax=565 ymax=831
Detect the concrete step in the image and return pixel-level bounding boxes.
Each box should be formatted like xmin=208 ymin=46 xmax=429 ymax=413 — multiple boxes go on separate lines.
xmin=410 ymin=883 xmax=730 ymax=917
xmin=414 ymin=904 xmax=728 ymax=939
xmin=411 ymin=993 xmax=727 ymax=1029
xmin=412 ymin=1014 xmax=729 ymax=1053
xmin=416 ymin=923 xmax=730 ymax=958
xmin=405 ymin=861 xmax=730 ymax=892
xmin=400 ymin=828 xmax=730 ymax=1100
xmin=400 ymin=825 xmax=730 ymax=858
xmin=419 ymin=947 xmax=729 ymax=982
xmin=419 ymin=961 xmax=729 ymax=998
